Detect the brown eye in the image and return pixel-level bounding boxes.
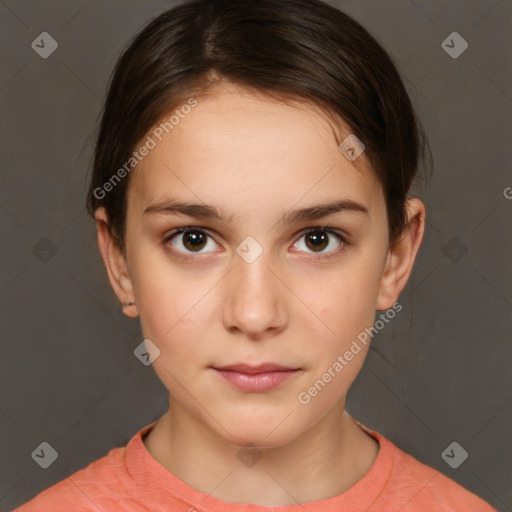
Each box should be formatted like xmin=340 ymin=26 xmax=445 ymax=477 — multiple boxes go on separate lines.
xmin=305 ymin=231 xmax=329 ymax=252
xmin=182 ymin=230 xmax=207 ymax=251
xmin=166 ymin=228 xmax=217 ymax=254
xmin=293 ymin=227 xmax=345 ymax=256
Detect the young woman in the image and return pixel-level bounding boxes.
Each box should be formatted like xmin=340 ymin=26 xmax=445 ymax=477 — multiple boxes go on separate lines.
xmin=15 ymin=0 xmax=496 ymax=510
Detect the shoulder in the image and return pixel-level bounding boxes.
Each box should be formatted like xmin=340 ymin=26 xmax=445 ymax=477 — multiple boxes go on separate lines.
xmin=12 ymin=445 xmax=137 ymax=512
xmin=370 ymin=429 xmax=496 ymax=511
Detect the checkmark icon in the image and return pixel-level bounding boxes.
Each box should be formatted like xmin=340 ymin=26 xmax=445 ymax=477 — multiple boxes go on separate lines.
xmin=339 ymin=134 xmax=365 ymax=161
xmin=32 ymin=236 xmax=58 ymax=262
xmin=31 ymin=32 xmax=58 ymax=59
xmin=236 ymin=236 xmax=263 ymax=263
xmin=237 ymin=444 xmax=262 ymax=467
xmin=134 ymin=339 xmax=161 ymax=365
xmin=441 ymin=32 xmax=468 ymax=59
xmin=32 ymin=442 xmax=58 ymax=468
xmin=442 ymin=441 xmax=468 ymax=469
xmin=442 ymin=236 xmax=467 ymax=263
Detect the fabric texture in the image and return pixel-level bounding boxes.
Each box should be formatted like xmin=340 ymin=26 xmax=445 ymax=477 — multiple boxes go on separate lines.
xmin=13 ymin=420 xmax=496 ymax=512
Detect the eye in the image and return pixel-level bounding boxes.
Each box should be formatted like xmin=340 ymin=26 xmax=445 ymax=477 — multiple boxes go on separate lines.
xmin=165 ymin=227 xmax=218 ymax=255
xmin=164 ymin=225 xmax=348 ymax=260
xmin=292 ymin=226 xmax=347 ymax=257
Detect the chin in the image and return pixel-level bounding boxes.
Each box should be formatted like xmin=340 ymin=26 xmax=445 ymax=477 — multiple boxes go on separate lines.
xmin=229 ymin=431 xmax=294 ymax=450
xmin=215 ymin=416 xmax=303 ymax=449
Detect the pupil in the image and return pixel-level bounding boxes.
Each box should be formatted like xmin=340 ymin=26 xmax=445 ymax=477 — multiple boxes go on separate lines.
xmin=307 ymin=231 xmax=328 ymax=251
xmin=184 ymin=231 xmax=206 ymax=250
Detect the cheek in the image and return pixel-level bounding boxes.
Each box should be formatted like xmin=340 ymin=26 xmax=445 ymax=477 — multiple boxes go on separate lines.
xmin=130 ymin=255 xmax=215 ymax=346
xmin=138 ymin=286 xmax=213 ymax=393
xmin=140 ymin=285 xmax=212 ymax=345
xmin=297 ymin=258 xmax=383 ymax=344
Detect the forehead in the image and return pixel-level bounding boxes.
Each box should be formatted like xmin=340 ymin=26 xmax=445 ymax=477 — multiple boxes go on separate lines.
xmin=128 ymin=84 xmax=384 ymax=223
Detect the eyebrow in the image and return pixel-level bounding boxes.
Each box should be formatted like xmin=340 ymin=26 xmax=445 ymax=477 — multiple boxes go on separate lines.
xmin=143 ymin=198 xmax=369 ymax=225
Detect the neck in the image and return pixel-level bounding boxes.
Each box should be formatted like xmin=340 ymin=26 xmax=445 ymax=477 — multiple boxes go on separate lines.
xmin=143 ymin=401 xmax=379 ymax=507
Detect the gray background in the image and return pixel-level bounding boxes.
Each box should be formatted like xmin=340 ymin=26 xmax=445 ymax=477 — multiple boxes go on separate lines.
xmin=1 ymin=0 xmax=510 ymax=510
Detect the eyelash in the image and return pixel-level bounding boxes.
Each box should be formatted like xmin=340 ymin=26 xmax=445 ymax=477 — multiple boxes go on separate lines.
xmin=163 ymin=225 xmax=349 ymax=261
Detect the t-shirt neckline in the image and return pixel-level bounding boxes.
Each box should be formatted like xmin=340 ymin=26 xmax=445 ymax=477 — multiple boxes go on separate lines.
xmin=125 ymin=419 xmax=393 ymax=511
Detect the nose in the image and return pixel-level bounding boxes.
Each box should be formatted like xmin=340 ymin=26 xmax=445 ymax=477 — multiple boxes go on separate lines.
xmin=222 ymin=250 xmax=288 ymax=339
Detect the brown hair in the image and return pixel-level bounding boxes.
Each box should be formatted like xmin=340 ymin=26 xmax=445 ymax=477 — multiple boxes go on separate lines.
xmin=86 ymin=0 xmax=432 ymax=253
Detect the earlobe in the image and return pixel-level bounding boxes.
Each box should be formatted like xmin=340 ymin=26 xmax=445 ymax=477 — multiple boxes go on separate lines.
xmin=94 ymin=207 xmax=139 ymax=318
xmin=376 ymin=198 xmax=426 ymax=311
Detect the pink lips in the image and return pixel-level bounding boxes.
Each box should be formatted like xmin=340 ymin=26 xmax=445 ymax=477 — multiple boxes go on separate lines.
xmin=212 ymin=363 xmax=301 ymax=392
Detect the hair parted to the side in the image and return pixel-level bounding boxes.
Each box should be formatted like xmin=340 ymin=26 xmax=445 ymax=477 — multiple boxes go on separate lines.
xmin=86 ymin=0 xmax=432 ymax=253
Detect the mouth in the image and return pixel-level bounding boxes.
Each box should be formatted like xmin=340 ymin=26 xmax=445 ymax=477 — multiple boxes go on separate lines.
xmin=211 ymin=363 xmax=302 ymax=392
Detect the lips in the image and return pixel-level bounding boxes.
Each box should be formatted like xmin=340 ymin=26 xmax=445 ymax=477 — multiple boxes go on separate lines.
xmin=212 ymin=363 xmax=298 ymax=374
xmin=211 ymin=363 xmax=301 ymax=392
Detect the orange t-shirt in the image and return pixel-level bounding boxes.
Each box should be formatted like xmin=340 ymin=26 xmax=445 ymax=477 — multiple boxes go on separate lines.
xmin=13 ymin=420 xmax=496 ymax=512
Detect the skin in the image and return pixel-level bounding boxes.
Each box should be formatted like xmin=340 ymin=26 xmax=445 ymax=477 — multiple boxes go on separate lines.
xmin=95 ymin=82 xmax=425 ymax=506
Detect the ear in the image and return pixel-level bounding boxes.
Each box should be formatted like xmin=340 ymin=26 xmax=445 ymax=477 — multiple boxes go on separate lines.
xmin=94 ymin=207 xmax=138 ymax=318
xmin=376 ymin=198 xmax=426 ymax=311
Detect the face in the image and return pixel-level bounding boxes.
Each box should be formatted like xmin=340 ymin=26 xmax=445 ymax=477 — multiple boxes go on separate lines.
xmin=100 ymin=83 xmax=416 ymax=448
